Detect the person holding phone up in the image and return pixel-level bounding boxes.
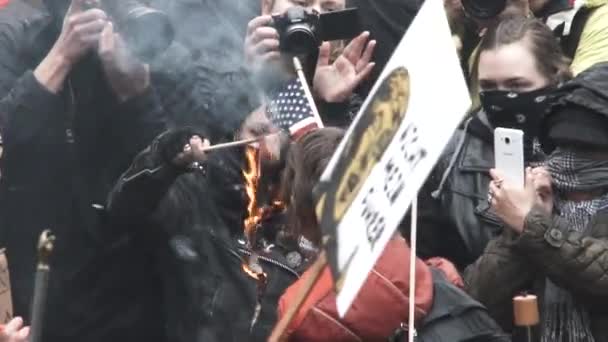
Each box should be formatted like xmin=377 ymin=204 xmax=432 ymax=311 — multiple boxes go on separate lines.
xmin=407 ymin=17 xmax=571 ymax=271
xmin=466 ymin=61 xmax=608 ymax=341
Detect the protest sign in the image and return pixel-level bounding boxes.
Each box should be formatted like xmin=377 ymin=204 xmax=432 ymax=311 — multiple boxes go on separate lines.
xmin=314 ymin=0 xmax=471 ymax=316
xmin=0 ymin=249 xmax=13 ymax=323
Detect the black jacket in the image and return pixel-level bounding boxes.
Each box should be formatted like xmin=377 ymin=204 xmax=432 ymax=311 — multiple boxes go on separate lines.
xmin=409 ymin=270 xmax=510 ymax=342
xmin=0 ymin=1 xmax=167 ymax=341
xmin=406 ymin=113 xmax=505 ymax=270
xmin=107 ymin=129 xmax=299 ymax=342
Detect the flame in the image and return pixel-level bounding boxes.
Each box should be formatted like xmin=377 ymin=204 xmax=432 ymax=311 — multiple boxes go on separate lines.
xmin=243 ymin=146 xmax=261 ymax=244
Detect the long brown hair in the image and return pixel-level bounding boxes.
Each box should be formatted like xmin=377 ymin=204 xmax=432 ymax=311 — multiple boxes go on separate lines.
xmin=280 ymin=128 xmax=345 ymax=245
xmin=479 ymin=16 xmax=572 ymax=85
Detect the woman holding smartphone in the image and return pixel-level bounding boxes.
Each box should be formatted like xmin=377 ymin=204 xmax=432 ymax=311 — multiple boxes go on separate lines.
xmin=466 ymin=61 xmax=608 ymax=341
xmin=410 ymin=17 xmax=571 ymax=270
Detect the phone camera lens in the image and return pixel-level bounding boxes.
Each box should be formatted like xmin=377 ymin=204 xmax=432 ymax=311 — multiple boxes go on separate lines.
xmin=505 ymin=137 xmax=511 ymax=144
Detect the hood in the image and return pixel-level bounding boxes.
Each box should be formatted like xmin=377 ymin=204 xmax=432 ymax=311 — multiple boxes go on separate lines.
xmin=278 ymin=237 xmax=434 ymax=341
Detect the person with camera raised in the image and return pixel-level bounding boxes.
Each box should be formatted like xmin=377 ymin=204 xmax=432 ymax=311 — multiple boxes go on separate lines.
xmin=244 ymin=0 xmax=376 ymax=128
xmin=0 ymin=0 xmax=168 ymax=341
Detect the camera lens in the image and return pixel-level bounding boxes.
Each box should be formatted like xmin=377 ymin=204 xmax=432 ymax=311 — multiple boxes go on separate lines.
xmin=505 ymin=137 xmax=511 ymax=145
xmin=283 ymin=25 xmax=319 ymax=55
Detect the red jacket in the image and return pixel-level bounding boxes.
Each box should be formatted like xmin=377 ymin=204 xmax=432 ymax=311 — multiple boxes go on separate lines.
xmin=278 ymin=237 xmax=463 ymax=341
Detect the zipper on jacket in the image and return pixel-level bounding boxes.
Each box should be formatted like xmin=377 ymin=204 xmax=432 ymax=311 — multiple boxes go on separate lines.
xmin=234 ymin=247 xmax=300 ymax=279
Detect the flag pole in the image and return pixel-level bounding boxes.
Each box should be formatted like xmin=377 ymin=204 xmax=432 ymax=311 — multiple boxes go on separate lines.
xmin=30 ymin=230 xmax=55 ymax=342
xmin=292 ymin=57 xmax=324 ymax=128
xmin=408 ymin=197 xmax=418 ymax=342
xmin=268 ymin=250 xmax=328 ymax=342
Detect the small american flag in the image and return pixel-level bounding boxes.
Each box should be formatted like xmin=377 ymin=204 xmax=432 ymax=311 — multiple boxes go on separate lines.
xmin=267 ymin=78 xmax=321 ymax=140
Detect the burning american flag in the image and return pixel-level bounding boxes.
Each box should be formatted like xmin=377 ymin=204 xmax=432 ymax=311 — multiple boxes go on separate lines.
xmin=267 ymin=78 xmax=322 ymax=140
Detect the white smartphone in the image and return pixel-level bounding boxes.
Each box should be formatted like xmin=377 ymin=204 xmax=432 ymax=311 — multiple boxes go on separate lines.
xmin=494 ymin=128 xmax=524 ymax=189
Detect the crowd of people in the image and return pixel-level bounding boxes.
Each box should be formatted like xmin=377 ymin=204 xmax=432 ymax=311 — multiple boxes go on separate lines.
xmin=0 ymin=0 xmax=607 ymax=341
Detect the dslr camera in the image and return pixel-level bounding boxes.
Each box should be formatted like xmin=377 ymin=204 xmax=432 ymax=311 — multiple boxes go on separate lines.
xmin=271 ymin=7 xmax=361 ymax=55
xmin=85 ymin=0 xmax=175 ymax=62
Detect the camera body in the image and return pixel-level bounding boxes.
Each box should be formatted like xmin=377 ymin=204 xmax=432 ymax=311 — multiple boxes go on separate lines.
xmin=272 ymin=7 xmax=321 ymax=56
xmin=271 ymin=7 xmax=360 ymax=56
xmin=86 ymin=0 xmax=175 ymax=62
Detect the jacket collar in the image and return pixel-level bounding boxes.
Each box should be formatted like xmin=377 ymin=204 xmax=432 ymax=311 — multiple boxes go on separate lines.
xmin=458 ymin=112 xmax=494 ymax=172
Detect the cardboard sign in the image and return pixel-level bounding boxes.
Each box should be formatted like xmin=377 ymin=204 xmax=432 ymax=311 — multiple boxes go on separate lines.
xmin=314 ymin=0 xmax=471 ymax=316
xmin=0 ymin=249 xmax=13 ymax=323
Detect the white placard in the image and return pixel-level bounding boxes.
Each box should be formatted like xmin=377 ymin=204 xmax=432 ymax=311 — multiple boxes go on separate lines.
xmin=315 ymin=0 xmax=471 ymax=317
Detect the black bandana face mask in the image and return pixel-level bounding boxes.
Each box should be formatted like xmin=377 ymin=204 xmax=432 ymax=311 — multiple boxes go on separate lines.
xmin=480 ymin=87 xmax=554 ymax=138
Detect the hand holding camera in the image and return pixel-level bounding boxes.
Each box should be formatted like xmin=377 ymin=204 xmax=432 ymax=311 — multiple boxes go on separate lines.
xmin=54 ymin=0 xmax=108 ymax=66
xmin=244 ymin=15 xmax=281 ymax=74
xmin=98 ymin=22 xmax=150 ymax=102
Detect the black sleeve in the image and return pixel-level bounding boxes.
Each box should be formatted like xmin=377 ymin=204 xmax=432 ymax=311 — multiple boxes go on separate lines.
xmin=106 ymin=128 xmax=203 ymax=228
xmin=0 ymin=23 xmax=63 ymax=153
xmin=347 ymin=0 xmax=424 ymax=96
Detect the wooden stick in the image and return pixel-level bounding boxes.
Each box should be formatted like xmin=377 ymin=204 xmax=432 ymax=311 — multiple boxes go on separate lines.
xmin=202 ymin=134 xmax=276 ymax=152
xmin=268 ymin=250 xmax=328 ymax=342
xmin=408 ymin=198 xmax=418 ymax=342
xmin=292 ymin=57 xmax=324 ymax=129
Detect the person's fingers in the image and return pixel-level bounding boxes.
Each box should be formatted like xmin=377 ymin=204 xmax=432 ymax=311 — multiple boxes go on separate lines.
xmin=67 ymin=0 xmax=85 ymax=15
xmin=354 ymin=62 xmax=376 ymax=85
xmin=73 ymin=19 xmax=107 ymax=41
xmin=17 ymin=326 xmax=30 ymax=339
xmin=253 ymin=38 xmax=280 ymax=55
xmin=489 ymin=168 xmax=505 ymax=181
xmin=97 ymin=22 xmax=114 ymax=54
xmin=247 ymin=15 xmax=273 ymax=35
xmin=356 ymin=39 xmax=376 ymax=73
xmin=4 ymin=317 xmax=23 ymax=334
xmin=189 ymin=136 xmax=209 ymax=162
xmin=260 ymin=51 xmax=281 ymax=64
xmin=67 ymin=8 xmax=107 ymax=27
xmin=343 ymin=31 xmax=370 ymax=65
xmin=316 ymin=42 xmax=331 ymax=68
xmin=250 ymin=26 xmax=279 ymax=45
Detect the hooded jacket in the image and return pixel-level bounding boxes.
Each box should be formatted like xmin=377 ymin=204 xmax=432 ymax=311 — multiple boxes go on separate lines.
xmin=278 ymin=236 xmax=509 ymax=342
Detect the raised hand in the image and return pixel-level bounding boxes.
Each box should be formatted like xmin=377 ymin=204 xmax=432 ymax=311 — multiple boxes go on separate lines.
xmin=488 ymin=168 xmax=538 ymax=233
xmin=313 ymin=32 xmax=376 ymax=103
xmin=98 ymin=22 xmax=150 ymax=102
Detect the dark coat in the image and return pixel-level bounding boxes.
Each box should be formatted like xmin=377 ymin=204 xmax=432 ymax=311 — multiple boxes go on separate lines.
xmin=0 ymin=1 xmax=167 ymax=341
xmin=406 ymin=114 xmax=504 ymax=270
xmin=464 ymin=207 xmax=608 ymax=341
xmin=107 ymin=129 xmax=299 ymax=342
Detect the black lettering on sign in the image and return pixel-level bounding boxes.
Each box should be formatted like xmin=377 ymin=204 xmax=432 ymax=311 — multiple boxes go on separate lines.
xmin=362 ymin=187 xmax=386 ymax=250
xmin=398 ymin=123 xmax=428 ymax=173
xmin=383 ymin=158 xmax=404 ymax=204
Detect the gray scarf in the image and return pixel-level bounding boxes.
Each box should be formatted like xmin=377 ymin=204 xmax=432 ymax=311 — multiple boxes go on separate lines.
xmin=542 ymin=148 xmax=608 ymax=342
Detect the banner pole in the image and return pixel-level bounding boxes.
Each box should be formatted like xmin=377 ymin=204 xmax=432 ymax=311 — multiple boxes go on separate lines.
xmin=268 ymin=250 xmax=328 ymax=342
xmin=408 ymin=197 xmax=418 ymax=342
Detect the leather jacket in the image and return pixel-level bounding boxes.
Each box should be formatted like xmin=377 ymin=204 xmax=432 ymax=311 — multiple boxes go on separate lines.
xmin=410 ymin=111 xmax=544 ymax=270
xmin=107 ymin=129 xmax=300 ymax=342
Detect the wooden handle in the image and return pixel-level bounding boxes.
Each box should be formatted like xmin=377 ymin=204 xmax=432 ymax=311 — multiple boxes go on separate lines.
xmin=268 ymin=251 xmax=328 ymax=342
xmin=513 ymin=294 xmax=539 ymax=327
